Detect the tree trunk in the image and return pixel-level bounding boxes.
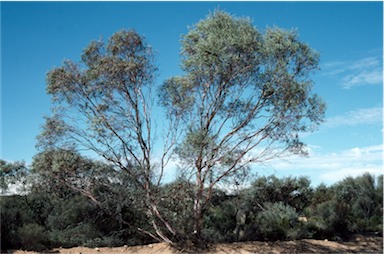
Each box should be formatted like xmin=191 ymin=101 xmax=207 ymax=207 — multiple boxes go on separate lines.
xmin=193 ymin=195 xmax=204 ymax=245
xmin=193 ymin=168 xmax=206 ymax=247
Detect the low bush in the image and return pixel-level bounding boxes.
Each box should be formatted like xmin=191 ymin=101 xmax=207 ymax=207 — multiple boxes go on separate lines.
xmin=18 ymin=223 xmax=48 ymax=251
xmin=255 ymin=202 xmax=302 ymax=240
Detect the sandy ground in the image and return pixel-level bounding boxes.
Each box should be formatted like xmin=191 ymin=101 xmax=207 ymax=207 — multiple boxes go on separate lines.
xmin=8 ymin=235 xmax=383 ymax=254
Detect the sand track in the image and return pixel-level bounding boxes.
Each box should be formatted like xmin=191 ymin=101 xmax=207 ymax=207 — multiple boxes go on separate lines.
xmin=9 ymin=235 xmax=383 ymax=254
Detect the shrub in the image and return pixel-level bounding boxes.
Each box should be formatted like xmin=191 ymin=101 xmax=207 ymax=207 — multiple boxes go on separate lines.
xmin=83 ymin=236 xmax=125 ymax=248
xmin=203 ymin=197 xmax=237 ymax=243
xmin=158 ymin=179 xmax=195 ymax=242
xmin=247 ymin=175 xmax=313 ymax=213
xmin=18 ymin=223 xmax=48 ymax=251
xmin=49 ymin=222 xmax=101 ymax=248
xmin=1 ymin=196 xmax=24 ymax=250
xmin=255 ymin=202 xmax=302 ymax=240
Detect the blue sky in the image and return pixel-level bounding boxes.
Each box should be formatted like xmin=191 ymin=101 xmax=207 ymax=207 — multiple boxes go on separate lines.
xmin=1 ymin=2 xmax=383 ymax=186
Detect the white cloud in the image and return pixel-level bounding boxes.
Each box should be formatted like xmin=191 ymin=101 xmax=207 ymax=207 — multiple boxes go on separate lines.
xmin=266 ymin=144 xmax=383 ymax=185
xmin=324 ymin=107 xmax=383 ymax=128
xmin=323 ymin=57 xmax=380 ymax=75
xmin=323 ymin=56 xmax=383 ymax=89
xmin=341 ymin=68 xmax=383 ymax=89
xmin=319 ymin=165 xmax=382 ymax=183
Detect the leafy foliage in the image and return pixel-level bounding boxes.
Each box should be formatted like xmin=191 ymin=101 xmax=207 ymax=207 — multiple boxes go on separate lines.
xmin=307 ymin=173 xmax=383 ymax=239
xmin=203 ymin=191 xmax=238 ymax=242
xmin=255 ymin=202 xmax=299 ymax=240
xmin=245 ymin=175 xmax=313 ymax=213
xmin=0 ymin=160 xmax=28 ymax=195
xmin=30 ymin=149 xmax=154 ymax=243
xmin=157 ymin=179 xmax=195 ymax=242
xmin=17 ymin=223 xmax=48 ymax=251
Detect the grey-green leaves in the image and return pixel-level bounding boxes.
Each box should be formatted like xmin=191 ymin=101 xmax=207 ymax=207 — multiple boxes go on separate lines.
xmin=182 ymin=11 xmax=261 ymax=83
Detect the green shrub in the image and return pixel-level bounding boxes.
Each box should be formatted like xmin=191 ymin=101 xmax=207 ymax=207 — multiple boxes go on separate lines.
xmin=203 ymin=198 xmax=237 ymax=242
xmin=49 ymin=223 xmax=101 ymax=248
xmin=18 ymin=223 xmax=48 ymax=251
xmin=158 ymin=179 xmax=195 ymax=242
xmin=1 ymin=196 xmax=24 ymax=250
xmin=247 ymin=175 xmax=313 ymax=213
xmin=255 ymin=202 xmax=302 ymax=240
xmin=83 ymin=236 xmax=125 ymax=248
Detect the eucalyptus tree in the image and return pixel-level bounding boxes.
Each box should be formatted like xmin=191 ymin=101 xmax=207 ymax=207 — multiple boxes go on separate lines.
xmin=159 ymin=10 xmax=325 ymax=243
xmin=38 ymin=30 xmax=176 ymax=243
